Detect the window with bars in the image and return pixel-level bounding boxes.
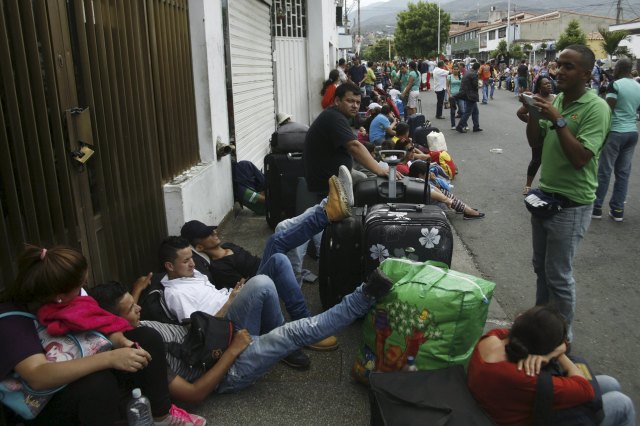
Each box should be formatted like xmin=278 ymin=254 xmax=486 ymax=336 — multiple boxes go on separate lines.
xmin=272 ymin=0 xmax=307 ymax=37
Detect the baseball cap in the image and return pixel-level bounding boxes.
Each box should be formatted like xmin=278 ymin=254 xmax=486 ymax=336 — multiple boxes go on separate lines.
xmin=596 ymin=59 xmax=604 ymax=65
xmin=368 ymin=102 xmax=382 ymax=110
xmin=277 ymin=112 xmax=292 ymax=125
xmin=180 ymin=220 xmax=217 ymax=242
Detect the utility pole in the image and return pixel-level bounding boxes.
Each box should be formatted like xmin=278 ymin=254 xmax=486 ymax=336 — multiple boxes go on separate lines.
xmin=357 ymin=0 xmax=361 ymax=39
xmin=437 ymin=1 xmax=441 ymax=57
xmin=616 ymin=0 xmax=623 ymax=24
xmin=506 ymin=0 xmax=511 ymax=51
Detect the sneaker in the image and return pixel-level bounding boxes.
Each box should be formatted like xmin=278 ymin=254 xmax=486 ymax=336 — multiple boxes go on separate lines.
xmin=435 ymin=116 xmax=446 ymax=119
xmin=455 ymin=126 xmax=467 ymax=134
xmin=325 ymin=176 xmax=351 ymax=222
xmin=338 ymin=165 xmax=354 ymax=207
xmin=592 ymin=206 xmax=602 ymax=219
xmin=155 ymin=404 xmax=207 ymax=426
xmin=463 ymin=211 xmax=486 ymax=220
xmin=282 ymin=349 xmax=311 ymax=369
xmin=306 ymin=335 xmax=339 ymax=351
xmin=363 ymin=268 xmax=394 ymax=299
xmin=609 ymin=209 xmax=624 ymax=222
xmin=451 ymin=126 xmax=457 ymax=130
xmin=472 ymin=128 xmax=483 ymax=132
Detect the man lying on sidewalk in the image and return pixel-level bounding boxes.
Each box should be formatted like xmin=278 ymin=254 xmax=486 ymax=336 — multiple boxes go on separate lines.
xmin=154 ymin=174 xmax=353 ymax=368
xmin=88 ymin=267 xmax=393 ymax=404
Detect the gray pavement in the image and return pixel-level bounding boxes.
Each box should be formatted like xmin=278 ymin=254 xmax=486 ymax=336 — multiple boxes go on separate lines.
xmin=191 ymin=193 xmax=509 ymax=424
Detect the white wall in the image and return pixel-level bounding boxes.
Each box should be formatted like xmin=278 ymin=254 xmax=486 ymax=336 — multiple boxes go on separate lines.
xmin=620 ymin=35 xmax=640 ymax=59
xmin=307 ymin=0 xmax=339 ymax=122
xmin=163 ymin=0 xmax=234 ymax=235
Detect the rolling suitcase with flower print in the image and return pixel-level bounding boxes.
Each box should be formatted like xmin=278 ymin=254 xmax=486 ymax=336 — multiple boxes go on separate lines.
xmin=363 ymin=203 xmax=453 ymax=278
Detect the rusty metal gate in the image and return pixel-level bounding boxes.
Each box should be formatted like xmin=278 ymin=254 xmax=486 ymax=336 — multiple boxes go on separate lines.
xmin=0 ymin=0 xmax=199 ymax=287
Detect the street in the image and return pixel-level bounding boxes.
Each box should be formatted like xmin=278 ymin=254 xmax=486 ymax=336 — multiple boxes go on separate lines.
xmin=431 ymin=86 xmax=640 ymax=410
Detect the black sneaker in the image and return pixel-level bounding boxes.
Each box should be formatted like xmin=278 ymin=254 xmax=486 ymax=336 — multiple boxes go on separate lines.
xmin=282 ymin=350 xmax=311 ymax=370
xmin=455 ymin=126 xmax=467 ymax=134
xmin=592 ymin=206 xmax=602 ymax=219
xmin=609 ymin=209 xmax=624 ymax=222
xmin=472 ymin=128 xmax=483 ymax=132
xmin=363 ymin=269 xmax=394 ymax=299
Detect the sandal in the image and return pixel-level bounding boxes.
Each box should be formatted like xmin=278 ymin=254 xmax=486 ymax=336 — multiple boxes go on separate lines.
xmin=522 ymin=186 xmax=531 ymax=196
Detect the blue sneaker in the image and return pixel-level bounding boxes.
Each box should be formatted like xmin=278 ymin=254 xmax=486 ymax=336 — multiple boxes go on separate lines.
xmin=609 ymin=209 xmax=624 ymax=222
xmin=592 ymin=206 xmax=602 ymax=219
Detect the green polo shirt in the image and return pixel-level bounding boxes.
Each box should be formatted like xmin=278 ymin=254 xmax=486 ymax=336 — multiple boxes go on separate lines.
xmin=538 ymin=90 xmax=611 ymax=204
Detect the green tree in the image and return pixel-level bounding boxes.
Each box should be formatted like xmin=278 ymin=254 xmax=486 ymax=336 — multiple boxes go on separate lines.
xmin=598 ymin=27 xmax=630 ymax=61
xmin=509 ymin=44 xmax=524 ymax=61
xmin=395 ymin=1 xmax=450 ymax=58
xmin=490 ymin=40 xmax=508 ymax=59
xmin=363 ymin=38 xmax=396 ymax=61
xmin=555 ymin=19 xmax=587 ymax=51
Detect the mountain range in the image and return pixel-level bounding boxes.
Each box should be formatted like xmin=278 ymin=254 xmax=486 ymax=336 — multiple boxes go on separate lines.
xmin=349 ymin=0 xmax=628 ymax=34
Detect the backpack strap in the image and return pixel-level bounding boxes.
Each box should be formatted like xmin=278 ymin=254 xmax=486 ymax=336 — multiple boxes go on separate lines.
xmin=533 ymin=368 xmax=554 ymax=426
xmin=0 ymin=311 xmax=37 ymax=321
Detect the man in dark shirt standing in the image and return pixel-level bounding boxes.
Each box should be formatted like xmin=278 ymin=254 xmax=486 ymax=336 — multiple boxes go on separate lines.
xmin=455 ymin=62 xmax=482 ymax=134
xmin=347 ymin=59 xmax=366 ymax=93
xmin=516 ymin=59 xmax=529 ymax=95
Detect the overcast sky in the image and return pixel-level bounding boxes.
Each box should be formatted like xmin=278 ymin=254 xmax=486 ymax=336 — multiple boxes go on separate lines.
xmin=354 ymin=0 xmax=391 ymax=8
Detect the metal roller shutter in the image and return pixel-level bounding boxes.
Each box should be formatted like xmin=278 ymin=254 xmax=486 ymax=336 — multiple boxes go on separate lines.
xmin=227 ymin=0 xmax=275 ymax=170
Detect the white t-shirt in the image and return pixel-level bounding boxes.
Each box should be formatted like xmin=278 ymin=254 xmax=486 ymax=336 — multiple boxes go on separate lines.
xmin=161 ymin=270 xmax=232 ymax=322
xmin=432 ymin=67 xmax=450 ymax=92
xmin=389 ymin=88 xmax=402 ymax=100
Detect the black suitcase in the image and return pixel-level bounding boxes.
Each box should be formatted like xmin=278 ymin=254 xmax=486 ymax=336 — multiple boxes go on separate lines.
xmin=407 ymin=113 xmax=426 ymax=138
xmin=363 ymin=202 xmax=453 ymax=277
xmin=318 ymin=207 xmax=365 ymax=310
xmin=270 ymin=129 xmax=306 ymax=153
xmin=264 ymin=152 xmax=305 ymax=229
xmin=354 ymin=150 xmax=430 ymax=206
xmin=413 ymin=125 xmax=439 ymax=149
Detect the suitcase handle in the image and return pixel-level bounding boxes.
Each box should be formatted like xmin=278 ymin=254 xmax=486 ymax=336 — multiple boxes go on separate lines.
xmin=387 ymin=203 xmax=424 ymax=213
xmin=286 ymin=152 xmax=303 ymax=160
xmin=379 ymin=150 xmax=406 ymax=166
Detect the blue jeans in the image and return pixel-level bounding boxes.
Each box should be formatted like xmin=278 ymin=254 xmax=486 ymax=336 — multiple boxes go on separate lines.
xmin=597 ymin=375 xmax=636 ymax=426
xmin=275 ymin=199 xmax=327 ymax=285
xmin=481 ymin=80 xmax=489 ymax=103
xmin=488 ymin=78 xmax=495 ymax=98
xmin=224 ymin=274 xmax=285 ymax=335
xmin=449 ymin=98 xmax=466 ymax=128
xmin=258 ymin=201 xmax=330 ymax=320
xmin=531 ymin=204 xmax=592 ymax=341
xmin=217 ymin=284 xmax=374 ymax=393
xmin=458 ymin=100 xmax=479 ymax=131
xmin=594 ymin=131 xmax=638 ymax=211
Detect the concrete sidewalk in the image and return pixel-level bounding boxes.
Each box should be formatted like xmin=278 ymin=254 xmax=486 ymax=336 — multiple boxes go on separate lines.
xmin=191 ymin=206 xmax=509 ymax=425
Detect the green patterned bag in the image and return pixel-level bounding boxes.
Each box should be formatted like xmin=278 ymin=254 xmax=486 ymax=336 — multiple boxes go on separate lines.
xmin=352 ymin=258 xmax=496 ymax=385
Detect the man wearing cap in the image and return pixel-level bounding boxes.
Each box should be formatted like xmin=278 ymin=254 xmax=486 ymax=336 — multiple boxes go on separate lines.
xmin=179 ymin=175 xmax=356 ymax=354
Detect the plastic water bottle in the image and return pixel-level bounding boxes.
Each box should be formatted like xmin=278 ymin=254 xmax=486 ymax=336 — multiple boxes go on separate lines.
xmin=402 ymin=356 xmax=418 ymax=372
xmin=127 ymin=388 xmax=153 ymax=426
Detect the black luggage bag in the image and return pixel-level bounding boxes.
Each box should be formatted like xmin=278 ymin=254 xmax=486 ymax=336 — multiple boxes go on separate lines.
xmin=407 ymin=113 xmax=426 ymax=138
xmin=369 ymin=366 xmax=496 ymax=426
xmin=270 ymin=128 xmax=307 ymax=153
xmin=363 ymin=202 xmax=453 ymax=277
xmin=318 ymin=207 xmax=365 ymax=310
xmin=354 ymin=150 xmax=430 ymax=207
xmin=264 ymin=152 xmax=305 ymax=229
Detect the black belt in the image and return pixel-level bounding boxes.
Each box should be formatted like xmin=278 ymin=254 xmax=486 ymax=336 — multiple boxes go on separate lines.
xmin=540 ymin=191 xmax=587 ymax=208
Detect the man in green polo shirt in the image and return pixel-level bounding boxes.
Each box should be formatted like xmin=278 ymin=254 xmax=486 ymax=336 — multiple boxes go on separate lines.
xmin=524 ymin=44 xmax=611 ymax=341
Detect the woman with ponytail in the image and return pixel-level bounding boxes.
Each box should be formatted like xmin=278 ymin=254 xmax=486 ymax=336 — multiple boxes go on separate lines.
xmin=467 ymin=306 xmax=634 ymax=426
xmin=321 ymin=69 xmax=340 ymax=109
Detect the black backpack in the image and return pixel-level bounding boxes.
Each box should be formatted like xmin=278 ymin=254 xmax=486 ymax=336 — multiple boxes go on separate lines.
xmin=167 ymin=311 xmax=234 ymax=369
xmin=138 ymin=274 xmax=179 ymax=324
xmin=533 ymin=355 xmax=604 ymax=426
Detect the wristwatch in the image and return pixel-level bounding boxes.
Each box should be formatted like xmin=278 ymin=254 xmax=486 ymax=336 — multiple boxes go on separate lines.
xmin=552 ymin=117 xmax=567 ymax=130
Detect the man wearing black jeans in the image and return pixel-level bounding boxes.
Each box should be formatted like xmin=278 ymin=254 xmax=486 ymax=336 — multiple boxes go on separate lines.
xmin=455 ymin=62 xmax=482 ymax=133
